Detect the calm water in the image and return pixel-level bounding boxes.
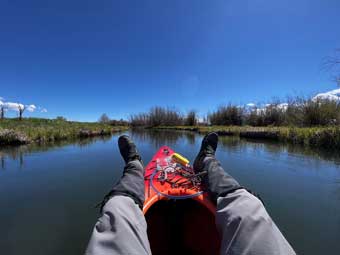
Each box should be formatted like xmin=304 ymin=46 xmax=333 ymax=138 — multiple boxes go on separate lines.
xmin=1 ymin=130 xmax=340 ymax=255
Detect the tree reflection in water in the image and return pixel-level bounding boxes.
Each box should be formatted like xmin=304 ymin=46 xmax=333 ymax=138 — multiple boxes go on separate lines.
xmin=0 ymin=135 xmax=112 ymax=170
xmin=130 ymin=128 xmax=192 ymax=148
xmin=1 ymin=130 xmax=340 ymax=170
xmin=218 ymin=135 xmax=340 ymax=165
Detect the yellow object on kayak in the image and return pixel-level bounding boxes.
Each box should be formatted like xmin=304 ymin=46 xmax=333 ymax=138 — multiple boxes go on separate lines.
xmin=172 ymin=152 xmax=190 ymax=166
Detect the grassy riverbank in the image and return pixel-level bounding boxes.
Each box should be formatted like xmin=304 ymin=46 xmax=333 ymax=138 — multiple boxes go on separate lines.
xmin=0 ymin=118 xmax=128 ymax=145
xmin=2 ymin=118 xmax=340 ymax=149
xmin=150 ymin=125 xmax=340 ymax=149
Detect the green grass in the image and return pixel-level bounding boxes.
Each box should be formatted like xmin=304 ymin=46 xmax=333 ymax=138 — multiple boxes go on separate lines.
xmin=150 ymin=125 xmax=340 ymax=149
xmin=3 ymin=118 xmax=340 ymax=150
xmin=0 ymin=118 xmax=128 ymax=145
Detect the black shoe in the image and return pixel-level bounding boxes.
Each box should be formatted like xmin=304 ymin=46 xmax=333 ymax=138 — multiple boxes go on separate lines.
xmin=193 ymin=132 xmax=242 ymax=203
xmin=118 ymin=135 xmax=142 ymax=164
xmin=193 ymin=132 xmax=218 ymax=172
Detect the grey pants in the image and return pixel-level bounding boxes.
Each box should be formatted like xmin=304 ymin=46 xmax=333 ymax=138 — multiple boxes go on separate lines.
xmin=85 ymin=160 xmax=296 ymax=255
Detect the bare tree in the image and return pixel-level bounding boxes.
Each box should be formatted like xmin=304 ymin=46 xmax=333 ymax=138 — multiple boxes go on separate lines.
xmin=185 ymin=110 xmax=197 ymax=126
xmin=0 ymin=104 xmax=5 ymax=120
xmin=130 ymin=113 xmax=149 ymax=126
xmin=18 ymin=104 xmax=26 ymax=120
xmin=324 ymin=48 xmax=340 ymax=85
xmin=99 ymin=113 xmax=110 ymax=123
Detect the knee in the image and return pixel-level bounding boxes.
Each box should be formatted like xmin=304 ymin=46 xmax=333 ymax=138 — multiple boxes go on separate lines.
xmin=217 ymin=189 xmax=267 ymax=224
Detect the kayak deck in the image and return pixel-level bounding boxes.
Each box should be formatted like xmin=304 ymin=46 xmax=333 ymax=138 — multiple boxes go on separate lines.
xmin=143 ymin=146 xmax=220 ymax=255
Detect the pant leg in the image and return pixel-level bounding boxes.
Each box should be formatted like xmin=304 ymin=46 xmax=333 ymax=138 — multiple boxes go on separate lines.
xmin=216 ymin=189 xmax=295 ymax=255
xmin=202 ymin=158 xmax=295 ymax=255
xmin=85 ymin=159 xmax=151 ymax=255
xmin=85 ymin=195 xmax=151 ymax=255
xmin=105 ymin=159 xmax=145 ymax=209
xmin=201 ymin=157 xmax=241 ymax=202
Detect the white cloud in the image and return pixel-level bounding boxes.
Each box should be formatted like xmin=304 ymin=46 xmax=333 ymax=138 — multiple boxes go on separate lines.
xmin=246 ymin=103 xmax=256 ymax=107
xmin=277 ymin=103 xmax=288 ymax=110
xmin=312 ymin=88 xmax=340 ymax=102
xmin=4 ymin=102 xmax=23 ymax=111
xmin=1 ymin=102 xmax=37 ymax=112
xmin=0 ymin=99 xmax=46 ymax=115
xmin=256 ymin=108 xmax=266 ymax=114
xmin=26 ymin=104 xmax=36 ymax=112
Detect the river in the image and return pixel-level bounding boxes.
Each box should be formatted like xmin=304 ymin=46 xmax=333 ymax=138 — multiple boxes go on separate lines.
xmin=1 ymin=129 xmax=340 ymax=255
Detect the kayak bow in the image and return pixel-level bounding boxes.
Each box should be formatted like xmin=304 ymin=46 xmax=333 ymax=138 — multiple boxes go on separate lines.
xmin=143 ymin=146 xmax=220 ymax=255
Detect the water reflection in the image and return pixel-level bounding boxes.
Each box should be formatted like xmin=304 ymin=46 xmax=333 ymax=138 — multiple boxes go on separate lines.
xmin=184 ymin=132 xmax=196 ymax=145
xmin=1 ymin=129 xmax=340 ymax=255
xmin=130 ymin=128 xmax=195 ymax=148
xmin=0 ymin=135 xmax=112 ymax=170
xmin=218 ymin=136 xmax=340 ymax=165
xmin=1 ymin=130 xmax=340 ymax=169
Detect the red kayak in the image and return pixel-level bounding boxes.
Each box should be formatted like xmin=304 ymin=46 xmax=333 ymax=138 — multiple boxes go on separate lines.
xmin=143 ymin=146 xmax=220 ymax=255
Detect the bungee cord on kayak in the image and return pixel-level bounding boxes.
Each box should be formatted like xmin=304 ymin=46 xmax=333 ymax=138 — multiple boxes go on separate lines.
xmin=85 ymin=133 xmax=296 ymax=255
xmin=148 ymin=154 xmax=204 ymax=200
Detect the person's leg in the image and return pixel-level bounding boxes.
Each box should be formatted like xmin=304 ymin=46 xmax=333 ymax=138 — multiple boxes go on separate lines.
xmin=194 ymin=133 xmax=295 ymax=255
xmin=216 ymin=189 xmax=295 ymax=255
xmin=85 ymin=136 xmax=151 ymax=255
xmin=85 ymin=195 xmax=151 ymax=255
xmin=101 ymin=158 xmax=145 ymax=210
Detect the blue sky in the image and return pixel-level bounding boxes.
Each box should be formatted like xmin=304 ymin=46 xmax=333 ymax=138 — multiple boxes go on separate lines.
xmin=1 ymin=0 xmax=339 ymax=121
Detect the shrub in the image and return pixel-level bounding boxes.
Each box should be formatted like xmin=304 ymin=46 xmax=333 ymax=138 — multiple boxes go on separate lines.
xmin=185 ymin=110 xmax=197 ymax=126
xmin=208 ymin=105 xmax=244 ymax=126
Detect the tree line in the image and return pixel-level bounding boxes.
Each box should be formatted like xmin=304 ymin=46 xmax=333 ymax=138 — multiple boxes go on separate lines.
xmin=124 ymin=97 xmax=340 ymax=128
xmin=129 ymin=107 xmax=197 ymax=127
xmin=98 ymin=114 xmax=129 ymax=126
xmin=209 ymin=98 xmax=340 ymax=127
